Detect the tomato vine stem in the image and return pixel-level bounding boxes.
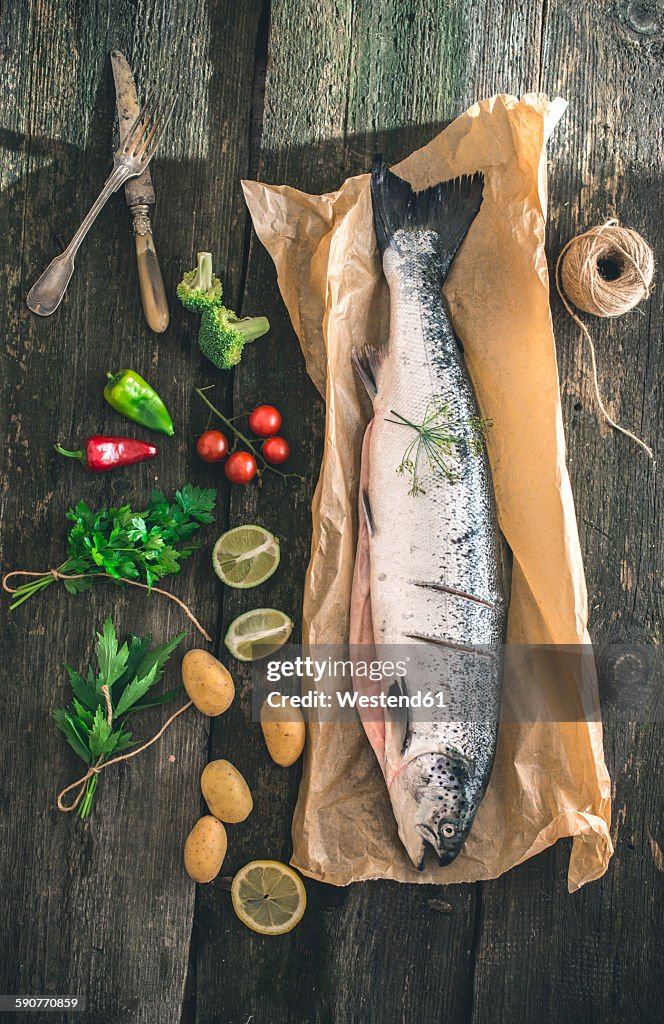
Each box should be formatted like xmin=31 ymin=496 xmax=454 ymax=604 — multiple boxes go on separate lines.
xmin=195 ymin=388 xmax=304 ymax=483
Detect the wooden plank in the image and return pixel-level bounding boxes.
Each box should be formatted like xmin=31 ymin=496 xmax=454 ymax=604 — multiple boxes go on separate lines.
xmin=195 ymin=3 xmax=545 ymax=1022
xmin=472 ymin=2 xmax=664 ymax=1022
xmin=0 ymin=2 xmax=261 ymax=1021
xmin=6 ymin=3 xmax=660 ymax=1021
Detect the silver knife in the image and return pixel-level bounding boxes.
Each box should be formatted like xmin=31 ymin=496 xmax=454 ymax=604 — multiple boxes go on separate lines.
xmin=111 ymin=50 xmax=169 ymax=333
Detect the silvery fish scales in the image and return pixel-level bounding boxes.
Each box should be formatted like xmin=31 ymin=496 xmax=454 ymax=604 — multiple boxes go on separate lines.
xmin=350 ymin=161 xmax=509 ymax=869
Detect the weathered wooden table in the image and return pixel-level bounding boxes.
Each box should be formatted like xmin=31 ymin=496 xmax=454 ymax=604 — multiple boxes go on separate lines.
xmin=1 ymin=2 xmax=662 ymax=1022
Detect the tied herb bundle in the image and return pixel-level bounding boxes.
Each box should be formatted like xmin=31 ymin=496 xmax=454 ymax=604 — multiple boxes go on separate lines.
xmin=7 ymin=484 xmax=216 ymax=610
xmin=54 ymin=617 xmax=186 ymax=818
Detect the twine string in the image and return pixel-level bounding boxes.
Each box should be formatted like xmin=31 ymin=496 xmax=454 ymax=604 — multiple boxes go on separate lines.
xmin=2 ymin=568 xmax=212 ymax=641
xmin=3 ymin=567 xmax=208 ymax=812
xmin=555 ymin=220 xmax=655 ymax=461
xmin=56 ymin=700 xmax=194 ymax=812
xmin=101 ymin=684 xmax=113 ymax=726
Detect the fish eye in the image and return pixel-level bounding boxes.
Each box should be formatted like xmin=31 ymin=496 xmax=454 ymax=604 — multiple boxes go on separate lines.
xmin=441 ymin=823 xmax=457 ymax=839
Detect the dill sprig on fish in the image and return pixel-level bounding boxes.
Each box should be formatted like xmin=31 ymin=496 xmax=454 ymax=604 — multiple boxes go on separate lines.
xmin=386 ymin=400 xmax=492 ymax=495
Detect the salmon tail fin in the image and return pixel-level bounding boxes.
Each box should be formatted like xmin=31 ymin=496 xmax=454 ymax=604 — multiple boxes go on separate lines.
xmin=370 ymin=156 xmax=484 ymax=279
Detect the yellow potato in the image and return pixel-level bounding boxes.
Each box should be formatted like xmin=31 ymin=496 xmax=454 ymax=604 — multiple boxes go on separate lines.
xmin=260 ymin=697 xmax=306 ymax=767
xmin=182 ymin=649 xmax=235 ymax=717
xmin=184 ymin=815 xmax=227 ymax=883
xmin=201 ymin=759 xmax=253 ymax=823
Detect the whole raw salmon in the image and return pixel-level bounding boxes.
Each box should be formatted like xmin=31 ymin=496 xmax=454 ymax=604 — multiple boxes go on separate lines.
xmin=350 ymin=160 xmax=508 ymax=869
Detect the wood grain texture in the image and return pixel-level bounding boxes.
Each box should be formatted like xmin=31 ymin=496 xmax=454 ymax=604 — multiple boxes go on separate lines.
xmin=472 ymin=3 xmax=664 ymax=1023
xmin=1 ymin=0 xmax=662 ymax=1021
xmin=0 ymin=2 xmax=261 ymax=1022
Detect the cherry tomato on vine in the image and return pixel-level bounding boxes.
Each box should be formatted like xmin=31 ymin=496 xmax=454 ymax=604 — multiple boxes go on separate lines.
xmin=225 ymin=451 xmax=258 ymax=484
xmin=262 ymin=436 xmax=291 ymax=465
xmin=249 ymin=404 xmax=282 ymax=438
xmin=196 ymin=430 xmax=229 ymax=463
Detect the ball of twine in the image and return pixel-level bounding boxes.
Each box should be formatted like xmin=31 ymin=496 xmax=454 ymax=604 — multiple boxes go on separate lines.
xmin=559 ymin=220 xmax=654 ymax=317
xmin=555 ymin=219 xmax=655 ymax=460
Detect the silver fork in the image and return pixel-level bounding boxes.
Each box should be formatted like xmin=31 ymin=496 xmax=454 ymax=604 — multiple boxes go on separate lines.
xmin=27 ymin=91 xmax=176 ymax=316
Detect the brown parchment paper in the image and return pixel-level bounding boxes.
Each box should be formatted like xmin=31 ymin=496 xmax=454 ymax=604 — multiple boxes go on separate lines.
xmin=243 ymin=94 xmax=613 ymax=892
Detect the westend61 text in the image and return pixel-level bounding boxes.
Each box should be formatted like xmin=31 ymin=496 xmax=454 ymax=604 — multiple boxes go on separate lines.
xmin=265 ymin=690 xmax=446 ymax=710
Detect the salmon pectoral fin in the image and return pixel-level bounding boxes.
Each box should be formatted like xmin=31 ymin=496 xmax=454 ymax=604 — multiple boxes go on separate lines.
xmin=384 ymin=676 xmax=410 ymax=765
xmin=349 ymin=419 xmax=385 ymax=766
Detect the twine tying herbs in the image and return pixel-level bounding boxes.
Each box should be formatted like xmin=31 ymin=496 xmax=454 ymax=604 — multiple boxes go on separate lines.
xmin=2 ymin=569 xmax=212 ymax=641
xmin=53 ymin=616 xmax=190 ymax=818
xmin=56 ymin=699 xmax=193 ymax=813
xmin=555 ymin=220 xmax=655 ymax=460
xmin=101 ymin=684 xmax=112 ymax=725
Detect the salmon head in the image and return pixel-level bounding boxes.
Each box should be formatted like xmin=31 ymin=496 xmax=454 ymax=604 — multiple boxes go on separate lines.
xmin=388 ymin=749 xmax=488 ymax=870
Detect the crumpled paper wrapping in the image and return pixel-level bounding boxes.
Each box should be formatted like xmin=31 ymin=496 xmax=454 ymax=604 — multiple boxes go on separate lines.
xmin=243 ymin=94 xmax=613 ymax=892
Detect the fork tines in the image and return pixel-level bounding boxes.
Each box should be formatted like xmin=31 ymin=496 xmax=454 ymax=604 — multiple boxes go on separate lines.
xmin=123 ymin=90 xmax=176 ymax=163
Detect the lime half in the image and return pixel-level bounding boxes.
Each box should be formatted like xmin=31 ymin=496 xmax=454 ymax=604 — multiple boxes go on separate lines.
xmin=213 ymin=525 xmax=280 ymax=589
xmin=231 ymin=860 xmax=306 ymax=935
xmin=224 ymin=608 xmax=293 ymax=662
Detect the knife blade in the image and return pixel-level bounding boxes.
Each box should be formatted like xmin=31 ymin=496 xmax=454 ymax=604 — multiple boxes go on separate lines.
xmin=110 ymin=49 xmax=169 ymax=333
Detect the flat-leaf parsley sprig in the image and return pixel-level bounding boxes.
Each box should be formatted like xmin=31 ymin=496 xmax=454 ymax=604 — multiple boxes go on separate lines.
xmin=3 ymin=485 xmax=217 ymax=638
xmin=54 ymin=617 xmax=187 ymax=817
xmin=386 ymin=399 xmax=492 ymax=496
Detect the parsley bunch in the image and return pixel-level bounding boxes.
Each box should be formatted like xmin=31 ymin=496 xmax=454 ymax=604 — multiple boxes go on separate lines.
xmin=8 ymin=484 xmax=217 ymax=609
xmin=54 ymin=617 xmax=186 ymax=817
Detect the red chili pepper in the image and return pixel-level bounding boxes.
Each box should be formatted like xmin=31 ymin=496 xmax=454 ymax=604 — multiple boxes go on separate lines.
xmin=54 ymin=436 xmax=158 ymax=472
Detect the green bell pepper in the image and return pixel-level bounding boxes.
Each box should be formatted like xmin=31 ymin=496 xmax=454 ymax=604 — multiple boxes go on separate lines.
xmin=104 ymin=369 xmax=174 ymax=436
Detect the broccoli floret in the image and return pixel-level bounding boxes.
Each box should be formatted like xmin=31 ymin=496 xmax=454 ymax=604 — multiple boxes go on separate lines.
xmin=198 ymin=306 xmax=270 ymax=370
xmin=176 ymin=251 xmax=223 ymax=313
xmin=177 ymin=252 xmax=269 ymax=369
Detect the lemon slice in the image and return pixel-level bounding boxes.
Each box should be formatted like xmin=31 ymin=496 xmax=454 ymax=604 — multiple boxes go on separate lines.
xmin=212 ymin=525 xmax=280 ymax=589
xmin=224 ymin=608 xmax=293 ymax=662
xmin=231 ymin=860 xmax=306 ymax=935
